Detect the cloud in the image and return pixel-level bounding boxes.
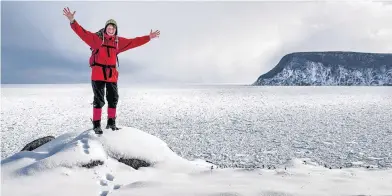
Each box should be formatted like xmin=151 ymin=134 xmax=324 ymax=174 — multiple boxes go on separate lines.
xmin=1 ymin=1 xmax=86 ymax=84
xmin=2 ymin=1 xmax=392 ymax=84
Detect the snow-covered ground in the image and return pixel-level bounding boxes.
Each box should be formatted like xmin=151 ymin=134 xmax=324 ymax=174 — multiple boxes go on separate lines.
xmin=2 ymin=127 xmax=392 ymax=196
xmin=2 ymin=84 xmax=392 ymax=195
xmin=2 ymin=84 xmax=392 ymax=168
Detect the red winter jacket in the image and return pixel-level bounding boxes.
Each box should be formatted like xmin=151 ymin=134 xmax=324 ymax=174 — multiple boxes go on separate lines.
xmin=70 ymin=20 xmax=151 ymax=83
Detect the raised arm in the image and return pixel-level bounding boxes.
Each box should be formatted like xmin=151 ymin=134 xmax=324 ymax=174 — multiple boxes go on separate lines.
xmin=117 ymin=29 xmax=160 ymax=53
xmin=63 ymin=7 xmax=101 ymax=49
xmin=117 ymin=35 xmax=151 ymax=53
xmin=70 ymin=20 xmax=102 ymax=49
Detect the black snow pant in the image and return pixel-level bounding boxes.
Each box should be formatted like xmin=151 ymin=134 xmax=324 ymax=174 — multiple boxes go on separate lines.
xmin=91 ymin=80 xmax=119 ymax=109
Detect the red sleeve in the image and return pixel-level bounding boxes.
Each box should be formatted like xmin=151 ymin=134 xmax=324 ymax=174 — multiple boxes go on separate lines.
xmin=117 ymin=35 xmax=151 ymax=53
xmin=70 ymin=20 xmax=101 ymax=49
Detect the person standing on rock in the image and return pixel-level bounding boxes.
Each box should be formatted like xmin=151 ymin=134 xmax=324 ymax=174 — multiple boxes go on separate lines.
xmin=63 ymin=7 xmax=160 ymax=134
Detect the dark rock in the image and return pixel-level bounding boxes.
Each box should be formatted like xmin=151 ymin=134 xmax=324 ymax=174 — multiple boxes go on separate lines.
xmin=205 ymin=160 xmax=214 ymax=164
xmin=118 ymin=158 xmax=151 ymax=170
xmin=253 ymin=51 xmax=392 ymax=86
xmin=21 ymin=136 xmax=55 ymax=151
xmin=81 ymin=160 xmax=104 ymax=168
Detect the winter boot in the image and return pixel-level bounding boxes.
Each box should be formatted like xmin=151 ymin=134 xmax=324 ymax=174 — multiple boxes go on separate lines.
xmin=106 ymin=118 xmax=120 ymax=131
xmin=92 ymin=108 xmax=103 ymax=134
xmin=93 ymin=120 xmax=103 ymax=134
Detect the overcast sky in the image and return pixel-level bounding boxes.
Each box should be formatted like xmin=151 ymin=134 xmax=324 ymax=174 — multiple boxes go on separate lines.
xmin=2 ymin=1 xmax=392 ymax=84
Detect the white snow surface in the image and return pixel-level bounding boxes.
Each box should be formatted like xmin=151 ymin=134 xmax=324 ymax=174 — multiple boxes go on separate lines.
xmin=2 ymin=127 xmax=392 ymax=196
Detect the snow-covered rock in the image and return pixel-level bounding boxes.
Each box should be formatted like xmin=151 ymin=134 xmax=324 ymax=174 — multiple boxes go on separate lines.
xmin=21 ymin=136 xmax=55 ymax=152
xmin=2 ymin=127 xmax=211 ymax=174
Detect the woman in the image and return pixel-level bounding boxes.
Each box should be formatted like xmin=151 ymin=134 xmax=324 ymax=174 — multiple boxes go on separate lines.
xmin=63 ymin=7 xmax=160 ymax=134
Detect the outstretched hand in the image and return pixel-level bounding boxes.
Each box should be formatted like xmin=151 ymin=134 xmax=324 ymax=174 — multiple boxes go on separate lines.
xmin=63 ymin=7 xmax=76 ymax=22
xmin=150 ymin=29 xmax=160 ymax=39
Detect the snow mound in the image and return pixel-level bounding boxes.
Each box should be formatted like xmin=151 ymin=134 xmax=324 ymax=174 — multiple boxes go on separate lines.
xmin=1 ymin=127 xmax=212 ymax=176
xmin=2 ymin=127 xmax=392 ymax=196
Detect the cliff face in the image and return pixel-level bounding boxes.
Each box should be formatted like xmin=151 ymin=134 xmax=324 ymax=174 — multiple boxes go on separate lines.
xmin=253 ymin=52 xmax=392 ymax=86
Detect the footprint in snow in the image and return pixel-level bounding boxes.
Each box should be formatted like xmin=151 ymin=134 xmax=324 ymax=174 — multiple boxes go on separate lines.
xmin=100 ymin=179 xmax=108 ymax=186
xmin=81 ymin=138 xmax=90 ymax=154
xmin=97 ymin=173 xmax=118 ymax=195
xmin=99 ymin=190 xmax=109 ymax=196
xmin=106 ymin=173 xmax=115 ymax=181
xmin=113 ymin=184 xmax=121 ymax=190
